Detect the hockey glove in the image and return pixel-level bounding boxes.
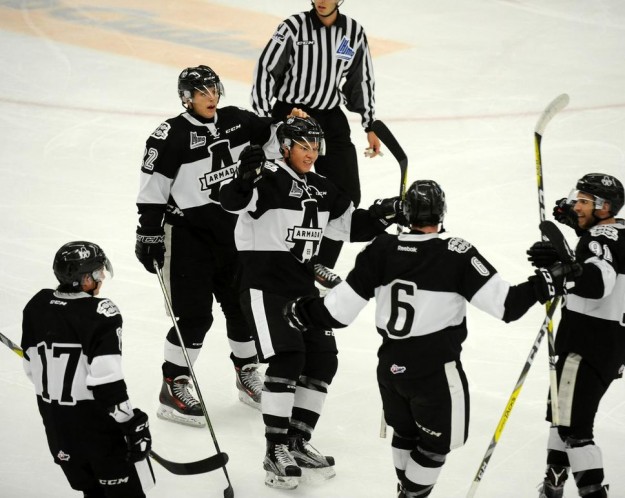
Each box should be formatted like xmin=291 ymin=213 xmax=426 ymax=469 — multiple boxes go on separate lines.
xmin=237 ymin=144 xmax=266 ymax=189
xmin=283 ymin=297 xmax=315 ymax=333
xmin=135 ymin=226 xmax=165 ymax=274
xmin=120 ymin=408 xmax=152 ymax=463
xmin=526 ymin=241 xmax=559 ymax=268
xmin=368 ymin=196 xmax=406 ymax=227
xmin=529 ymin=261 xmax=582 ymax=304
xmin=553 ymin=198 xmax=578 ymax=229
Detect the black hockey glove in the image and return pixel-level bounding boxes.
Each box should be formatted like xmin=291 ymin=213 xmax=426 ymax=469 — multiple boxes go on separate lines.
xmin=528 ymin=261 xmax=582 ymax=304
xmin=135 ymin=226 xmax=165 ymax=274
xmin=526 ymin=241 xmax=559 ymax=268
xmin=368 ymin=196 xmax=405 ymax=227
xmin=283 ymin=297 xmax=314 ymax=333
xmin=120 ymin=408 xmax=151 ymax=463
xmin=553 ymin=198 xmax=578 ymax=229
xmin=237 ymin=144 xmax=266 ymax=189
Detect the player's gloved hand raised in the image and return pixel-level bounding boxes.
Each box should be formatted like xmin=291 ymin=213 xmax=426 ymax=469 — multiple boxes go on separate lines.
xmin=529 ymin=261 xmax=582 ymax=304
xmin=553 ymin=198 xmax=578 ymax=229
xmin=526 ymin=241 xmax=559 ymax=268
xmin=237 ymin=144 xmax=266 ymax=188
xmin=120 ymin=408 xmax=152 ymax=463
xmin=368 ymin=196 xmax=406 ymax=227
xmin=135 ymin=226 xmax=165 ymax=274
xmin=283 ymin=297 xmax=313 ymax=333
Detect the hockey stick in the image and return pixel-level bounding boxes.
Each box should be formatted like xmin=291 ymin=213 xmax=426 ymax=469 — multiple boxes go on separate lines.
xmin=150 ymin=450 xmax=229 ymax=476
xmin=154 ymin=263 xmax=234 ymax=498
xmin=534 ymin=93 xmax=569 ymax=426
xmin=0 ymin=331 xmax=23 ymax=357
xmin=0 ymin=332 xmax=228 ymax=476
xmin=466 ymin=296 xmax=560 ymax=497
xmin=371 ymin=119 xmax=409 ymax=439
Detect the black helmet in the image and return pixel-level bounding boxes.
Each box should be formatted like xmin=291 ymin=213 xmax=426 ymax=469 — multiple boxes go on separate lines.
xmin=177 ymin=65 xmax=224 ymax=108
xmin=277 ymin=116 xmax=325 ymax=155
xmin=403 ymin=180 xmax=447 ymax=226
xmin=575 ymin=173 xmax=624 ymax=215
xmin=53 ymin=241 xmax=113 ymax=291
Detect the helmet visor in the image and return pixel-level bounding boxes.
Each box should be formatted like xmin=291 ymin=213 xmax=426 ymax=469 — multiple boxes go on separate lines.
xmin=292 ymin=137 xmax=326 ymax=156
xmin=567 ymin=189 xmax=608 ymax=210
xmin=91 ymin=258 xmax=114 ymax=282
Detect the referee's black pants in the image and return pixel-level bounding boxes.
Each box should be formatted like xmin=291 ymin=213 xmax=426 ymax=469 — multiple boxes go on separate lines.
xmin=273 ymin=101 xmax=361 ymax=269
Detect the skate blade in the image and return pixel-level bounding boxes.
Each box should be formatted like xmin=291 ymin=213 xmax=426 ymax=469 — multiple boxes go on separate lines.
xmin=156 ymin=405 xmax=205 ymax=428
xmin=264 ymin=471 xmax=299 ymax=490
xmin=300 ymin=466 xmax=336 ymax=484
xmin=237 ymin=390 xmax=261 ymax=411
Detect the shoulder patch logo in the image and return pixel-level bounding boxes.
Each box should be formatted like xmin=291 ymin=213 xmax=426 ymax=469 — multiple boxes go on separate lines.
xmin=151 ymin=122 xmax=171 ymax=140
xmin=190 ymin=131 xmax=206 ymax=149
xmin=589 ymin=225 xmax=618 ymax=241
xmin=336 ymin=36 xmax=355 ymax=61
xmin=390 ymin=364 xmax=406 ymax=375
xmin=272 ymin=27 xmax=286 ymax=44
xmin=57 ymin=450 xmax=70 ymax=462
xmin=448 ymin=237 xmax=472 ymax=254
xmin=289 ymin=180 xmax=304 ymax=198
xmin=97 ymin=299 xmax=120 ymax=318
xmin=471 ymin=256 xmax=490 ymax=276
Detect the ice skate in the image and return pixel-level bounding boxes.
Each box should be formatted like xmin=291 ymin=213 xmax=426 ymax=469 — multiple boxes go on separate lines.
xmin=263 ymin=442 xmax=301 ymax=489
xmin=537 ymin=465 xmax=568 ymax=498
xmin=314 ymin=264 xmax=342 ymax=289
xmin=157 ymin=375 xmax=205 ymax=428
xmin=235 ymin=363 xmax=263 ymax=410
xmin=289 ymin=434 xmax=336 ymax=481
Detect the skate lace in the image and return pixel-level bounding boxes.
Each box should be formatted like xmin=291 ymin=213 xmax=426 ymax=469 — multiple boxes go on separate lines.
xmin=240 ymin=364 xmax=263 ymax=395
xmin=314 ymin=264 xmax=342 ymax=288
xmin=274 ymin=444 xmax=296 ymax=467
xmin=172 ymin=378 xmax=200 ymax=407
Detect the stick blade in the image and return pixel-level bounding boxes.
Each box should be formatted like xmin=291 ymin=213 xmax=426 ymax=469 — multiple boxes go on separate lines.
xmin=535 ymin=94 xmax=570 ymax=136
xmin=150 ymin=450 xmax=229 ymax=475
xmin=539 ymin=220 xmax=576 ymax=263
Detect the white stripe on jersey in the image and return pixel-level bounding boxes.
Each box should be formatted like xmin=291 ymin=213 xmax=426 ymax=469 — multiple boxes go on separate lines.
xmin=469 ymin=273 xmax=510 ymax=320
xmin=374 ymin=279 xmax=466 ymax=339
xmin=134 ymin=458 xmax=156 ymax=492
xmin=557 ymin=353 xmax=581 ymax=427
xmin=444 ymin=361 xmax=466 ymax=450
xmin=250 ymin=288 xmax=276 ymax=359
xmin=324 ymin=280 xmax=368 ymax=326
xmin=567 ymin=273 xmax=625 ymax=323
xmin=87 ymin=354 xmax=125 ymax=387
xmin=137 ymin=170 xmax=173 ymax=205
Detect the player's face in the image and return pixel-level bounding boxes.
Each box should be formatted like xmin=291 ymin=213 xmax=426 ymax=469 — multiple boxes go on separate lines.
xmin=286 ymin=140 xmax=320 ymax=174
xmin=573 ymin=192 xmax=611 ymax=229
xmin=190 ymin=86 xmax=220 ymax=119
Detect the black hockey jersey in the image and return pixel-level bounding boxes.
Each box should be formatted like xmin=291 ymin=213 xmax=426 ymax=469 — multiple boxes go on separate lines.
xmin=21 ymin=289 xmax=128 ymax=437
xmin=219 ymin=158 xmax=385 ymax=297
xmin=306 ymin=231 xmax=538 ymax=375
xmin=137 ymin=106 xmax=274 ymax=242
xmin=557 ymin=222 xmax=625 ymax=382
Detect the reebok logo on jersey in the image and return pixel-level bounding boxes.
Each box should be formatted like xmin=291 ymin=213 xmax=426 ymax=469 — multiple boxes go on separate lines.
xmin=57 ymin=450 xmax=70 ymax=462
xmin=151 ymin=122 xmax=170 ymax=140
xmin=189 ymin=131 xmax=206 ymax=149
xmin=97 ymin=299 xmax=120 ymax=318
xmin=199 ymin=165 xmax=237 ymax=190
xmin=471 ymin=256 xmax=490 ymax=276
xmin=336 ymin=36 xmax=355 ymax=61
xmin=390 ymin=364 xmax=406 ymax=374
xmin=448 ymin=237 xmax=472 ymax=254
xmin=397 ymin=245 xmax=418 ymax=253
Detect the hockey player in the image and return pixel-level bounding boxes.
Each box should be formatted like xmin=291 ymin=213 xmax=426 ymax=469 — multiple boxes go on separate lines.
xmin=219 ymin=116 xmax=402 ymax=489
xmin=283 ymin=179 xmax=580 ymax=497
xmin=528 ymin=173 xmax=625 ymax=498
xmin=251 ymin=0 xmax=381 ymax=285
xmin=135 ymin=65 xmax=306 ymax=425
xmin=21 ymin=241 xmax=154 ymax=498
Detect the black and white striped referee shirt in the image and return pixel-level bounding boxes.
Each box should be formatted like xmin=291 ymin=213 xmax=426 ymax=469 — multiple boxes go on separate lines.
xmin=251 ymin=8 xmax=376 ymax=130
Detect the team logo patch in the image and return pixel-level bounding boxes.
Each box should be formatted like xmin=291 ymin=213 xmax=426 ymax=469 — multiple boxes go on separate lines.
xmin=471 ymin=256 xmax=490 ymax=276
xmin=150 ymin=122 xmax=170 ymax=140
xmin=589 ymin=225 xmax=618 ymax=241
xmin=97 ymin=299 xmax=120 ymax=318
xmin=601 ymin=175 xmax=617 ymax=187
xmin=289 ymin=180 xmax=304 ymax=198
xmin=336 ymin=36 xmax=355 ymax=61
xmin=271 ymin=28 xmax=285 ymax=44
xmin=390 ymin=364 xmax=406 ymax=375
xmin=57 ymin=450 xmax=70 ymax=462
xmin=189 ymin=131 xmax=206 ymax=149
xmin=448 ymin=237 xmax=472 ymax=253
